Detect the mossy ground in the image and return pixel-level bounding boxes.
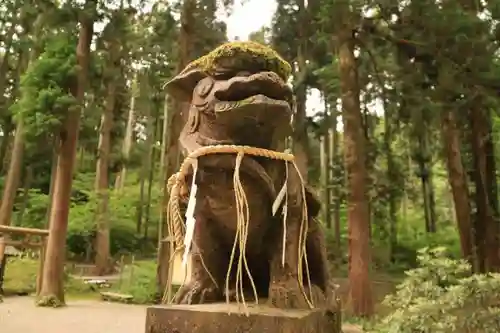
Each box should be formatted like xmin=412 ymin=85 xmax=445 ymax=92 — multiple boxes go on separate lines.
xmin=184 ymin=41 xmax=292 ymax=81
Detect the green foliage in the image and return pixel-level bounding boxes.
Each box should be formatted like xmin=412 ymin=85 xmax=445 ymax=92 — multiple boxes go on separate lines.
xmin=370 ymin=248 xmax=500 ymax=333
xmin=13 ymin=188 xmax=50 ymax=229
xmin=11 ymin=33 xmax=78 ymax=144
xmin=3 ymin=256 xmax=39 ymax=294
xmin=111 ymin=260 xmax=158 ymax=304
xmin=14 ymin=171 xmax=161 ymax=261
xmin=322 ymin=202 xmax=462 ymax=274
xmin=3 ymin=257 xmax=89 ymax=296
xmin=65 ymin=178 xmax=162 ymax=260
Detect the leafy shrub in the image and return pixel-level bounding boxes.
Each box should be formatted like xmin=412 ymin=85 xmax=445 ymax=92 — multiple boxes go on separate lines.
xmin=112 ymin=260 xmax=158 ymax=304
xmin=3 ymin=257 xmax=88 ymax=295
xmin=14 ymin=170 xmax=162 ymax=261
xmin=370 ymin=247 xmax=500 ymax=333
xmin=2 ymin=256 xmax=39 ymax=293
xmin=66 ymin=184 xmax=161 ymax=260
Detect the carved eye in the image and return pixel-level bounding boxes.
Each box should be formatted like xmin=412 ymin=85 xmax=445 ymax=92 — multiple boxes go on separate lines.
xmin=195 ymin=77 xmax=214 ymax=97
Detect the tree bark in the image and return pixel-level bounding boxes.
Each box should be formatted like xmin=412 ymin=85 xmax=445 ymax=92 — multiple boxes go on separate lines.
xmin=0 ymin=121 xmax=13 ymax=175
xmin=330 ymin=108 xmax=341 ymax=253
xmin=441 ymin=109 xmax=473 ymax=261
xmin=383 ymin=103 xmax=397 ymax=260
xmin=143 ymin=112 xmax=158 ymax=240
xmin=0 ymin=15 xmax=17 ymax=107
xmin=470 ymin=106 xmax=500 ymax=272
xmin=159 ymin=94 xmax=169 ymax=182
xmin=94 ymin=87 xmax=115 ymax=275
xmin=0 ymin=122 xmax=24 ymax=226
xmin=292 ymin=0 xmax=311 ymax=180
xmin=338 ymin=27 xmax=374 ymax=317
xmin=38 ymin=9 xmax=94 ymax=305
xmin=44 ymin=147 xmax=59 ymax=226
xmin=116 ymin=71 xmax=137 ymax=190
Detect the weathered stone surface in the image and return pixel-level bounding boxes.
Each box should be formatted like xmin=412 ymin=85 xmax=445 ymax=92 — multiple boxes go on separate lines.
xmin=145 ymin=303 xmax=341 ymax=333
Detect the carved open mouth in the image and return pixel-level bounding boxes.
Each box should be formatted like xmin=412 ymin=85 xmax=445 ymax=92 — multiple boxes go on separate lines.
xmin=214 ymin=95 xmax=290 ymax=113
xmin=213 ymin=71 xmax=293 ymax=113
xmin=214 ymin=84 xmax=289 ymax=102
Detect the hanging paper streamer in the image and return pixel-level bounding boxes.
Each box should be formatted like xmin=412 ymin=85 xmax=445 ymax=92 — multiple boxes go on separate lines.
xmin=182 ymin=159 xmax=199 ymax=267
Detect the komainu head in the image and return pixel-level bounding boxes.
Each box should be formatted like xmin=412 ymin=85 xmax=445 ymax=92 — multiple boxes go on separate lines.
xmin=165 ymin=41 xmax=294 ymax=150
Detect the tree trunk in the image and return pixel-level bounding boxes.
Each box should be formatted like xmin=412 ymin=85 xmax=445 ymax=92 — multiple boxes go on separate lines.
xmin=159 ymin=94 xmax=169 ymax=182
xmin=94 ymin=20 xmax=121 ymax=273
xmin=94 ymin=84 xmax=115 ymax=275
xmin=143 ymin=113 xmax=158 ymax=241
xmin=384 ymin=104 xmax=397 ymax=260
xmin=338 ymin=27 xmax=374 ymax=317
xmin=414 ymin=109 xmax=437 ymax=233
xmin=292 ymin=0 xmax=311 ymax=180
xmin=361 ymin=105 xmax=374 ymax=240
xmin=0 ymin=122 xmax=25 ymax=226
xmin=0 ymin=121 xmax=13 ymax=175
xmin=470 ymin=106 xmax=500 ymax=272
xmin=0 ymin=17 xmax=17 ymax=106
xmin=330 ymin=109 xmax=341 ymax=252
xmin=0 ymin=5 xmax=21 ymax=177
xmin=44 ymin=147 xmax=59 ymax=226
xmin=441 ymin=109 xmax=473 ymax=261
xmin=116 ymin=72 xmax=137 ymax=190
xmin=320 ymin=124 xmax=331 ymax=229
xmin=38 ymin=10 xmax=94 ymax=306
xmin=136 ymin=164 xmax=146 ymax=234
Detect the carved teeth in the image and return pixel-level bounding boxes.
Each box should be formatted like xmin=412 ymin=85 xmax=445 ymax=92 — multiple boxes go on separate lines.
xmin=215 ymin=95 xmax=283 ymax=113
xmin=215 ymin=102 xmax=233 ymax=112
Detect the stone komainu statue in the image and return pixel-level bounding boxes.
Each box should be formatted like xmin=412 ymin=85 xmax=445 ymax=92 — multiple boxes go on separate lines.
xmin=164 ymin=41 xmax=335 ymax=310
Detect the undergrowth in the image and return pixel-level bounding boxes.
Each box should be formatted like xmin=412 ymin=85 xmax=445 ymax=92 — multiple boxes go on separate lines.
xmin=365 ymin=247 xmax=500 ymax=333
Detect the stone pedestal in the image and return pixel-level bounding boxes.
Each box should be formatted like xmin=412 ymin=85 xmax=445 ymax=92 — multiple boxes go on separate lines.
xmin=145 ymin=302 xmax=341 ymax=333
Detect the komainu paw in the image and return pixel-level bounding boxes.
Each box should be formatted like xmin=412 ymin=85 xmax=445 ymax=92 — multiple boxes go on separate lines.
xmin=268 ymin=279 xmax=312 ymax=309
xmin=174 ymin=280 xmax=220 ymax=305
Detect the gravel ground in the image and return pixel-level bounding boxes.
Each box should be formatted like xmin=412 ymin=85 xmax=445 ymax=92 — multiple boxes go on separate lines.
xmin=0 ymin=296 xmax=362 ymax=333
xmin=0 ymin=297 xmax=146 ymax=333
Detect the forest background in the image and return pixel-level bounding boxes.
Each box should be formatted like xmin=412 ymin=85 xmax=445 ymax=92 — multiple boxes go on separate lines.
xmin=2 ymin=0 xmax=500 ymax=331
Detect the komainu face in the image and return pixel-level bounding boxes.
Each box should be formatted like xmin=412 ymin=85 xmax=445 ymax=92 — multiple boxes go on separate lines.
xmin=165 ymin=42 xmax=295 ymax=152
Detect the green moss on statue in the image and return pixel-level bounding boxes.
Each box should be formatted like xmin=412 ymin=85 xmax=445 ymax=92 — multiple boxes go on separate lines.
xmin=184 ymin=41 xmax=292 ymax=81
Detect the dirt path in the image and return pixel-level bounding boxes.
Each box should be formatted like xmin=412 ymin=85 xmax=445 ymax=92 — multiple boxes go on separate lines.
xmin=1 ymin=296 xmax=362 ymax=333
xmin=0 ymin=297 xmax=146 ymax=333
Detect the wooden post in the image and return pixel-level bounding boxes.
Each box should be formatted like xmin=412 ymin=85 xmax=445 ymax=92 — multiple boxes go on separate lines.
xmin=0 ymin=225 xmax=49 ymax=236
xmin=36 ymin=237 xmax=47 ymax=296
